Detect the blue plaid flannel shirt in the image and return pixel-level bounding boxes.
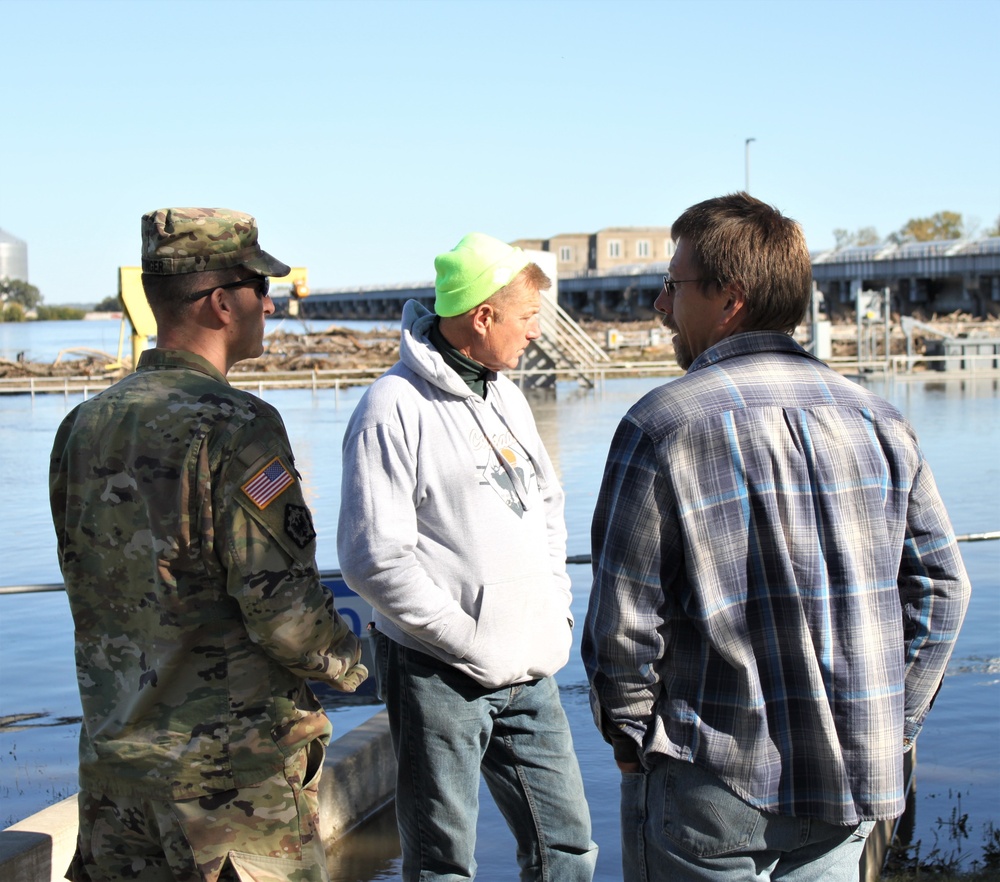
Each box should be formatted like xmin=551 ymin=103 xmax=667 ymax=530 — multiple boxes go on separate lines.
xmin=582 ymin=331 xmax=970 ymax=824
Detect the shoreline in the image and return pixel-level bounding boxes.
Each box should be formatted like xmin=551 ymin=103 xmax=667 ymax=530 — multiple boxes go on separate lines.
xmin=2 ymin=315 xmax=999 ymax=385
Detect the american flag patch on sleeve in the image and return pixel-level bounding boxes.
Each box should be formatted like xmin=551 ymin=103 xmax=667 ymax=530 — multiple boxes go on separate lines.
xmin=242 ymin=457 xmax=294 ymax=510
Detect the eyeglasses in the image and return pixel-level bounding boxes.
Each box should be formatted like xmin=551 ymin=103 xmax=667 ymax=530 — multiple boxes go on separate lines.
xmin=187 ymin=275 xmax=270 ymax=302
xmin=662 ymin=276 xmax=715 ymax=295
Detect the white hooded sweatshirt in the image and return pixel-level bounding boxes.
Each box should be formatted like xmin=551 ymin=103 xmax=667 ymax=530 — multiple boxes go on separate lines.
xmin=337 ymin=300 xmax=573 ymax=689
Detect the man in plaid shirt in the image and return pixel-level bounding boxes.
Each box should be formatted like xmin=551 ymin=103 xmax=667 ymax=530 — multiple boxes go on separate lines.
xmin=582 ymin=193 xmax=970 ymax=882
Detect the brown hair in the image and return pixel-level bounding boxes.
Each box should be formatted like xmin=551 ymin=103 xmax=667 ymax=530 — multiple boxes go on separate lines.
xmin=141 ymin=269 xmax=239 ymax=323
xmin=671 ymin=192 xmax=812 ymax=334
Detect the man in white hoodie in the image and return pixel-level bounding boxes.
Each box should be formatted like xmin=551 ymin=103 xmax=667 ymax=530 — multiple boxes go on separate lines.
xmin=338 ymin=233 xmax=597 ymax=882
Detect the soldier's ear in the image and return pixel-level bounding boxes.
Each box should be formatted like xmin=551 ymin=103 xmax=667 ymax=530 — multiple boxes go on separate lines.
xmin=210 ymin=288 xmax=235 ymax=326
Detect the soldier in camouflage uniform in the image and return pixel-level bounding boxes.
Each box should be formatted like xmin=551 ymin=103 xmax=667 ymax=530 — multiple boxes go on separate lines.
xmin=49 ymin=208 xmax=367 ymax=882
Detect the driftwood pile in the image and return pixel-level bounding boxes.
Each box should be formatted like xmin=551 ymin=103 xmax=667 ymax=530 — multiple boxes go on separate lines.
xmin=243 ymin=326 xmax=401 ymax=374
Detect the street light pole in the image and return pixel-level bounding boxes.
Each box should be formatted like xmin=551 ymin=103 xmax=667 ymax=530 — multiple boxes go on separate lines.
xmin=745 ymin=137 xmax=756 ymax=193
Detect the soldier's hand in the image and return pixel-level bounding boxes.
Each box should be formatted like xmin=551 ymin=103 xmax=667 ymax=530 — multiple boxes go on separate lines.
xmin=333 ymin=662 xmax=369 ymax=693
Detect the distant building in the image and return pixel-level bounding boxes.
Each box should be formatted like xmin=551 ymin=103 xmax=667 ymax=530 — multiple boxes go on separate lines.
xmin=0 ymin=227 xmax=29 ymax=283
xmin=512 ymin=226 xmax=673 ymax=275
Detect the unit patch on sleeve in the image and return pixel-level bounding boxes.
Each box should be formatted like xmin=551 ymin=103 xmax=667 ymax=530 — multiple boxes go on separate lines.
xmin=241 ymin=456 xmax=294 ymax=510
xmin=284 ymin=503 xmax=317 ymax=549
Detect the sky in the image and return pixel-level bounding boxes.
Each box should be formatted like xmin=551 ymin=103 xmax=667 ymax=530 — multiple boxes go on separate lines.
xmin=2 ymin=0 xmax=998 ymax=305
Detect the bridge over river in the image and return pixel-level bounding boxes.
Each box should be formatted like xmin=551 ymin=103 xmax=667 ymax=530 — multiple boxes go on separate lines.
xmin=277 ymin=237 xmax=1000 ymax=323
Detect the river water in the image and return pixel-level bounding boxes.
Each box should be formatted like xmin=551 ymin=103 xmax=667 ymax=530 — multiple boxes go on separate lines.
xmin=1 ymin=320 xmax=997 ymax=877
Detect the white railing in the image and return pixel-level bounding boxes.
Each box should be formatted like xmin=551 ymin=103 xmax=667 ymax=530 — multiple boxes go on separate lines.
xmin=532 ymin=298 xmax=611 ymax=387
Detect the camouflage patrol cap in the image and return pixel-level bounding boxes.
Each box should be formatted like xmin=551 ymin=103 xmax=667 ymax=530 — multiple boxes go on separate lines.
xmin=141 ymin=207 xmax=291 ymax=276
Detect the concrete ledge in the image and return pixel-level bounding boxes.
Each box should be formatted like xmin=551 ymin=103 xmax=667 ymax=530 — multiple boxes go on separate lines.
xmin=0 ymin=709 xmax=396 ymax=882
xmin=0 ymin=796 xmax=79 ymax=882
xmin=319 ymin=709 xmax=396 ymax=843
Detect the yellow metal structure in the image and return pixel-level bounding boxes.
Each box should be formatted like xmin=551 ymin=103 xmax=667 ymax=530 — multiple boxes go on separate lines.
xmin=118 ymin=267 xmax=157 ymax=370
xmin=273 ymin=266 xmax=309 ymax=294
xmin=273 ymin=267 xmax=309 ymax=317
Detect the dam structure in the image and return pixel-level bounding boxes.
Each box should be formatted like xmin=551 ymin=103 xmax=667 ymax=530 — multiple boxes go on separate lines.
xmin=276 ymin=237 xmax=1000 ymax=323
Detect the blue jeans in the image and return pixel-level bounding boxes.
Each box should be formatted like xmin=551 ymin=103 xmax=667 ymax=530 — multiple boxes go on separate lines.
xmin=373 ymin=631 xmax=597 ymax=882
xmin=621 ymin=755 xmax=874 ymax=882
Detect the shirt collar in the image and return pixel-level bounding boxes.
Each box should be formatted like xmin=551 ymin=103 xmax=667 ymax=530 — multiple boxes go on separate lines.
xmin=135 ymin=349 xmax=230 ymax=385
xmin=688 ymin=331 xmax=820 ymax=373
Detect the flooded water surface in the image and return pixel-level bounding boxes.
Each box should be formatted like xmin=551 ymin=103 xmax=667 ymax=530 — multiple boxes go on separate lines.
xmin=1 ymin=321 xmax=997 ymax=877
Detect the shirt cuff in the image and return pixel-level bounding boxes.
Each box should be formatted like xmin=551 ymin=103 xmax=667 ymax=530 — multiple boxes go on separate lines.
xmin=610 ymin=734 xmax=640 ymax=765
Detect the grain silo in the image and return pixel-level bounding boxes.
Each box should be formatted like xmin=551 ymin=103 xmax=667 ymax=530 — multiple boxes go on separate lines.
xmin=0 ymin=228 xmax=29 ymax=282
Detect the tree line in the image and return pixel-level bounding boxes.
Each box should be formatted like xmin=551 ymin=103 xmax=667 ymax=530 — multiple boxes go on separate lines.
xmin=833 ymin=211 xmax=1000 ymax=250
xmin=0 ymin=277 xmax=110 ymax=322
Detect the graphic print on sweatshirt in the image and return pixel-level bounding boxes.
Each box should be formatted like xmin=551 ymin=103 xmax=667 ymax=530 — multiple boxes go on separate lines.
xmin=471 ymin=427 xmax=534 ymax=518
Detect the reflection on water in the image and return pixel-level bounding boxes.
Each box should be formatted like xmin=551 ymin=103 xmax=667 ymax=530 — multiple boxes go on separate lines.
xmin=329 ymin=805 xmax=402 ymax=882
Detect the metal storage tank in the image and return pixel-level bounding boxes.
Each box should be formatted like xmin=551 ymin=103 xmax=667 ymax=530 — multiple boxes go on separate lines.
xmin=0 ymin=228 xmax=29 ymax=282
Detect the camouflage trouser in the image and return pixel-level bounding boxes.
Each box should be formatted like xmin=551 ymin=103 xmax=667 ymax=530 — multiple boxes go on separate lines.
xmin=66 ymin=741 xmax=329 ymax=882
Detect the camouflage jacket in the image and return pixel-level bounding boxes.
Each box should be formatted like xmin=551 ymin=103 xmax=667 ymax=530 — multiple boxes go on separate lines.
xmin=49 ymin=349 xmax=365 ymax=800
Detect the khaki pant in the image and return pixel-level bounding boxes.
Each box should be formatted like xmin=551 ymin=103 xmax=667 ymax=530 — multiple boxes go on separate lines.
xmin=67 ymin=742 xmax=329 ymax=882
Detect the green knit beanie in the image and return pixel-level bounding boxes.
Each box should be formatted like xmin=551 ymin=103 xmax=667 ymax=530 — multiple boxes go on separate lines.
xmin=434 ymin=232 xmax=531 ymax=317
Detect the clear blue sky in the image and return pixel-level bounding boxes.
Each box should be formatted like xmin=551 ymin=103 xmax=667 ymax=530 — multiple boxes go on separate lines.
xmin=2 ymin=0 xmax=998 ymax=305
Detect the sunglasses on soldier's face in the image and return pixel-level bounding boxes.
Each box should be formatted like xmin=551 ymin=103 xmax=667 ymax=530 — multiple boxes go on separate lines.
xmin=187 ymin=275 xmax=270 ymax=302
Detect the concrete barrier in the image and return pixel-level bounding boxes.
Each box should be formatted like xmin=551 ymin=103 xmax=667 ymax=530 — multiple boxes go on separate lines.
xmin=319 ymin=710 xmax=396 ymax=843
xmin=0 ymin=797 xmax=79 ymax=882
xmin=0 ymin=710 xmax=396 ymax=882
